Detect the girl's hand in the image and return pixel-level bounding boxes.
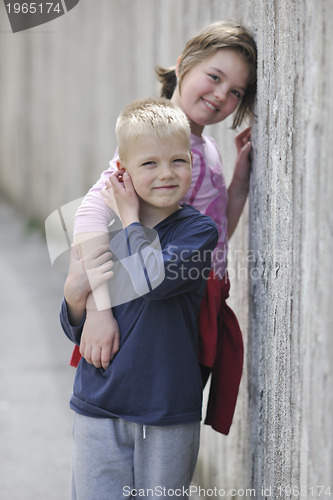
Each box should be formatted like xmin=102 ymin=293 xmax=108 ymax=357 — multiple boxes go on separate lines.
xmin=64 ymin=243 xmax=113 ymax=313
xmin=226 ymin=127 xmax=253 ymax=239
xmin=107 ymin=169 xmax=140 ymax=227
xmin=234 ymin=126 xmax=252 ymax=186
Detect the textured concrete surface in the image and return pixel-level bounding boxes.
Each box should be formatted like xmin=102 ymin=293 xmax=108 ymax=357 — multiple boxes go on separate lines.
xmin=248 ymin=0 xmax=333 ymax=495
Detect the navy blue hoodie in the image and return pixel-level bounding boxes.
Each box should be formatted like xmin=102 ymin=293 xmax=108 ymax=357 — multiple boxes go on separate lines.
xmin=60 ymin=204 xmax=218 ymax=426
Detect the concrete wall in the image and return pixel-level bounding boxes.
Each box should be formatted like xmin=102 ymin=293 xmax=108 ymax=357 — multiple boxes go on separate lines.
xmin=0 ymin=0 xmax=332 ymax=497
xmin=247 ymin=0 xmax=333 ymax=496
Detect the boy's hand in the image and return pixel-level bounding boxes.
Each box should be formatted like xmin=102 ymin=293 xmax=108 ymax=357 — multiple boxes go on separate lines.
xmin=79 ymin=307 xmax=120 ymax=369
xmin=104 ymin=169 xmax=140 ymax=227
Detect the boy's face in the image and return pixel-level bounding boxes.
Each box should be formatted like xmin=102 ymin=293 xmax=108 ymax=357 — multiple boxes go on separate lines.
xmin=119 ymin=133 xmax=192 ymax=218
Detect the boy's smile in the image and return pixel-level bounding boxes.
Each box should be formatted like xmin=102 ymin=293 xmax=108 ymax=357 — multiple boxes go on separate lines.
xmin=119 ymin=134 xmax=192 ymax=226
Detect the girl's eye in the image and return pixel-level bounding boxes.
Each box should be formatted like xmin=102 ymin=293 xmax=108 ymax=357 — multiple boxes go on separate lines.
xmin=231 ymin=89 xmax=242 ymax=100
xmin=209 ymin=74 xmax=220 ymax=83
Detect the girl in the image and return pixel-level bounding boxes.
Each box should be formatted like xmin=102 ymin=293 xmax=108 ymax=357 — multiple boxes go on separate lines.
xmin=71 ymin=20 xmax=257 ymax=434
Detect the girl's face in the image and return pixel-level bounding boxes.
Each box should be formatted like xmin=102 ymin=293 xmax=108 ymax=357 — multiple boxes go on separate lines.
xmin=173 ymin=48 xmax=250 ymax=136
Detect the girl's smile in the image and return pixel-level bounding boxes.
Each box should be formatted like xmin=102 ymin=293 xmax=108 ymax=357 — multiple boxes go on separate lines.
xmin=172 ymin=48 xmax=250 ymax=136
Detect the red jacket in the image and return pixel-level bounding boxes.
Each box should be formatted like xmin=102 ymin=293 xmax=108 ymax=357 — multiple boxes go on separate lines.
xmin=199 ymin=271 xmax=244 ymax=435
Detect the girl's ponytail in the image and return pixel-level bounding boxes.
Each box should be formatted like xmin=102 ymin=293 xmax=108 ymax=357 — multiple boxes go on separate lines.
xmin=155 ymin=66 xmax=177 ymax=99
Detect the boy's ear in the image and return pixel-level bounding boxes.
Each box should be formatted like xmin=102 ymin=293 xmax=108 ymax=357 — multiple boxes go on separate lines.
xmin=175 ymin=56 xmax=182 ymax=78
xmin=116 ymin=159 xmax=126 ymax=171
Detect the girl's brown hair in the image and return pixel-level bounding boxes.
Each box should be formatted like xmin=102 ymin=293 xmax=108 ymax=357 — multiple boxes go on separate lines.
xmin=156 ymin=21 xmax=257 ymax=129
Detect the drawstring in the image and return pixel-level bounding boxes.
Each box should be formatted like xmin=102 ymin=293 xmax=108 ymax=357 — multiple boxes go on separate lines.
xmin=143 ymin=425 xmax=147 ymax=439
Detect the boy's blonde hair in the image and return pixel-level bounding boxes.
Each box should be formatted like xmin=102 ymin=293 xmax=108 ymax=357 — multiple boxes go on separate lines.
xmin=156 ymin=20 xmax=257 ymax=129
xmin=116 ymin=98 xmax=191 ymax=160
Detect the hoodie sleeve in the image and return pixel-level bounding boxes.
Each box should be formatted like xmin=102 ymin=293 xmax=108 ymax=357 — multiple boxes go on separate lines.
xmin=109 ymin=214 xmax=218 ymax=303
xmin=59 ymin=298 xmax=86 ymax=345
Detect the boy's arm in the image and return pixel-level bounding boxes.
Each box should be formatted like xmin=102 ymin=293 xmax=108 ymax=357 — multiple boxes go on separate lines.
xmin=62 ymin=242 xmax=113 ymax=342
xmin=227 ymin=127 xmax=252 ymax=239
xmin=110 ymin=219 xmax=218 ymax=302
xmin=72 ymin=232 xmax=120 ymax=370
xmin=63 ymin=244 xmax=90 ymax=326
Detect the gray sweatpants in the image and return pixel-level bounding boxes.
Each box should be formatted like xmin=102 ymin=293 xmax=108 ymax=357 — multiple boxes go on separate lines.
xmin=72 ymin=414 xmax=200 ymax=500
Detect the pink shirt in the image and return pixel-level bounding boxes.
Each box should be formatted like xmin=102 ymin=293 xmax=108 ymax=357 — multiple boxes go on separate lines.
xmin=74 ymin=134 xmax=228 ymax=278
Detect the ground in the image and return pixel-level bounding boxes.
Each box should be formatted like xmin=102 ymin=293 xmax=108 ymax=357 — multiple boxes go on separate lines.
xmin=0 ymin=197 xmax=73 ymax=499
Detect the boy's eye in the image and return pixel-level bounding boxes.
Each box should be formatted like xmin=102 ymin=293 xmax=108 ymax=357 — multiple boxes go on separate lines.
xmin=142 ymin=161 xmax=156 ymax=167
xmin=173 ymin=158 xmax=187 ymax=164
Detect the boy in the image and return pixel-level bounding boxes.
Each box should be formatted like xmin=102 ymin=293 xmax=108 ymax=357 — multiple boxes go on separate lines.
xmin=60 ymin=98 xmax=218 ymax=499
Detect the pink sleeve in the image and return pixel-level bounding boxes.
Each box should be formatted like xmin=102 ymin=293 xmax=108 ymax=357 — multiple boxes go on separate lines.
xmin=73 ymin=151 xmax=118 ymax=235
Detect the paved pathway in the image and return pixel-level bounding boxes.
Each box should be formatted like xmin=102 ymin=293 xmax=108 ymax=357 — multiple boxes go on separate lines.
xmin=0 ymin=197 xmax=74 ymax=500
